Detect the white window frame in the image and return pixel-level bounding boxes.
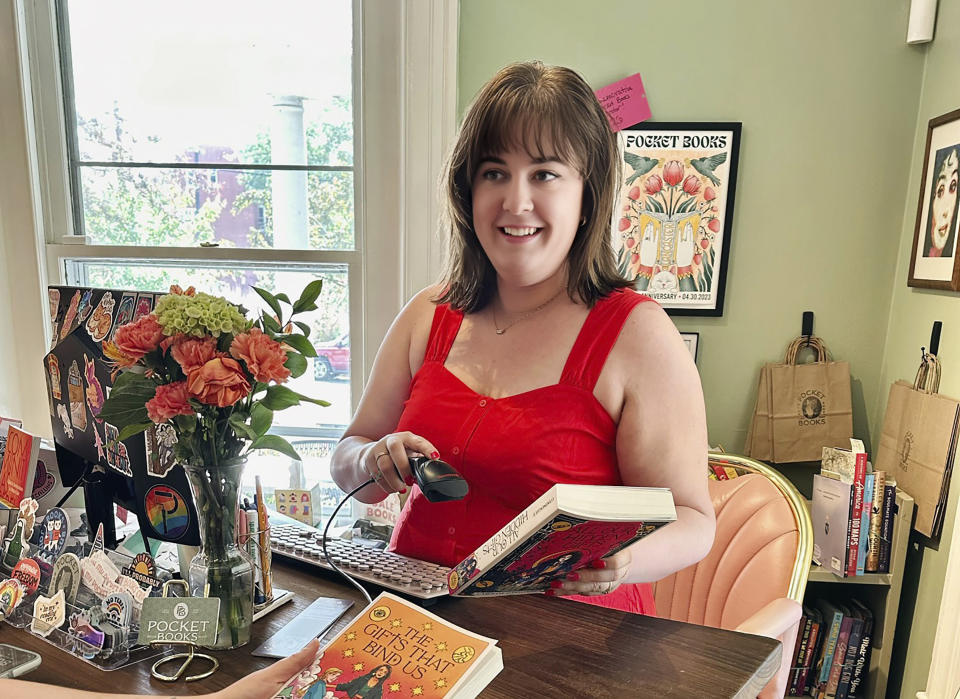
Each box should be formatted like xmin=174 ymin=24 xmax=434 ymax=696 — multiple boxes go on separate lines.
xmin=17 ymin=0 xmax=458 ymax=420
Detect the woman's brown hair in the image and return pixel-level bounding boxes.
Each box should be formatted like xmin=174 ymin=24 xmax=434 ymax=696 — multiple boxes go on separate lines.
xmin=436 ymin=61 xmax=630 ymax=312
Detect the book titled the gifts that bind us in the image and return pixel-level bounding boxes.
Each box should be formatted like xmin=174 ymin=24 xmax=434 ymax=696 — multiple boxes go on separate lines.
xmin=447 ymin=484 xmax=677 ymax=597
xmin=272 ymin=592 xmax=502 ymax=699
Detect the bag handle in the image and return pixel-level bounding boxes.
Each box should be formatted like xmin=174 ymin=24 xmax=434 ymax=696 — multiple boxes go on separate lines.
xmin=914 ymin=352 xmax=941 ymax=394
xmin=784 ymin=335 xmax=828 ymax=364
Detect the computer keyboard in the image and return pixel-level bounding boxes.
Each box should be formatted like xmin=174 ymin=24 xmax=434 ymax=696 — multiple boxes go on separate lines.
xmin=269 ymin=522 xmax=451 ymax=600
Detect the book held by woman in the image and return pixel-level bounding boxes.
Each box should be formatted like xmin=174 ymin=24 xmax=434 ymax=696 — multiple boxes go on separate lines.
xmin=447 ymin=484 xmax=676 ymax=596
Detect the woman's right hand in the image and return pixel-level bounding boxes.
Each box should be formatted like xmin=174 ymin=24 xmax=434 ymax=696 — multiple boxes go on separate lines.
xmin=361 ymin=432 xmax=440 ymax=494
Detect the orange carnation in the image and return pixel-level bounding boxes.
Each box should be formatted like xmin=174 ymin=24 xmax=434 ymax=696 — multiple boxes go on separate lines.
xmin=171 ymin=336 xmax=221 ymax=373
xmin=113 ymin=315 xmax=165 ymax=367
xmin=187 ymin=357 xmax=251 ymax=407
xmin=146 ymin=381 xmax=193 ymax=423
xmin=230 ymin=328 xmax=291 ymax=384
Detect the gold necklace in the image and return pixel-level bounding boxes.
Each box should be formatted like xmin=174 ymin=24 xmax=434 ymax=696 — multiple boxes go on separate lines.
xmin=492 ymin=289 xmax=564 ymax=335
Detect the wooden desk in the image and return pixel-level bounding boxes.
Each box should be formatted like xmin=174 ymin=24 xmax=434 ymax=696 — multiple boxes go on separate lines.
xmin=8 ymin=560 xmax=781 ymax=698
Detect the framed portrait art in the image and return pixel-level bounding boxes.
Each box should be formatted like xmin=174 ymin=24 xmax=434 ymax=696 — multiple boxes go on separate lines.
xmin=908 ymin=108 xmax=960 ymax=291
xmin=614 ymin=122 xmax=741 ymax=316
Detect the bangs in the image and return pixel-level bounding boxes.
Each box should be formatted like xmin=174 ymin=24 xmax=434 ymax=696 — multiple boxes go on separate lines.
xmin=471 ymin=88 xmax=585 ymax=174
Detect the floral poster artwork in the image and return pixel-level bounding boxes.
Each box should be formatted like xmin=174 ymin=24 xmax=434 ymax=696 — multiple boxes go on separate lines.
xmin=614 ymin=122 xmax=741 ymax=316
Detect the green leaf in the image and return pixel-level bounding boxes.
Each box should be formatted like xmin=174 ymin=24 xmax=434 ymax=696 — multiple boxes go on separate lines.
xmin=228 ymin=413 xmax=259 ymax=441
xmin=250 ymin=403 xmax=273 ymax=437
xmin=294 ymin=321 xmax=311 ymax=337
xmin=274 ymin=293 xmax=291 ymax=304
xmin=252 ymin=286 xmax=282 ymax=320
xmin=279 ymin=333 xmax=317 ymax=357
xmin=174 ymin=414 xmax=197 ymax=434
xmin=292 ymin=390 xmax=331 ymax=407
xmin=250 ymin=434 xmax=301 ymax=461
xmin=260 ymin=385 xmax=301 ymax=410
xmin=292 ymin=279 xmax=323 ymax=314
xmin=117 ymin=422 xmax=152 ymax=441
xmin=98 ymin=373 xmax=157 ymax=428
xmin=284 ymin=352 xmax=308 ymax=378
xmin=261 ymin=314 xmax=281 ymax=334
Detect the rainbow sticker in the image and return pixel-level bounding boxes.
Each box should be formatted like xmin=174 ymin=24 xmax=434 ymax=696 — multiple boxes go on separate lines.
xmin=144 ymin=485 xmax=190 ymax=540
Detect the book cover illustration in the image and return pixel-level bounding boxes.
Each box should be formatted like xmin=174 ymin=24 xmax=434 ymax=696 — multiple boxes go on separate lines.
xmin=0 ymin=427 xmax=40 ymax=508
xmin=449 ymin=513 xmax=666 ymax=596
xmin=272 ymin=592 xmax=499 ymax=699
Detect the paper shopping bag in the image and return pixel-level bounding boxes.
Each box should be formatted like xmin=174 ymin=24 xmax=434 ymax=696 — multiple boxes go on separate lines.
xmin=875 ymin=355 xmax=960 ymax=538
xmin=744 ymin=364 xmax=773 ymax=460
xmin=767 ymin=336 xmax=853 ymax=463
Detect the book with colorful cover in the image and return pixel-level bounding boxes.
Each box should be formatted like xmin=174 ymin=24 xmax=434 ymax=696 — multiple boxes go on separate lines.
xmin=447 ymin=484 xmax=676 ymax=596
xmin=812 ymin=599 xmax=844 ymax=695
xmin=272 ymin=592 xmax=502 ymax=699
xmin=0 ymin=426 xmax=41 ymax=508
xmin=865 ymin=470 xmax=887 ymax=572
xmin=856 ymin=472 xmax=875 ymax=576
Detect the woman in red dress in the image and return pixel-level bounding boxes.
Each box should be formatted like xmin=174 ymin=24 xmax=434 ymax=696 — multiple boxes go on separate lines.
xmin=331 ymin=62 xmax=715 ymax=614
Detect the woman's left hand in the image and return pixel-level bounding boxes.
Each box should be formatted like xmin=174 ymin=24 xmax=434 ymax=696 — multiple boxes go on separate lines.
xmin=547 ymin=548 xmax=631 ymax=597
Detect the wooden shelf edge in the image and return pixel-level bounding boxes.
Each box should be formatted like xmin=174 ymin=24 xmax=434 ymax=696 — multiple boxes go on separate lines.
xmin=807 ymin=566 xmax=892 ymax=585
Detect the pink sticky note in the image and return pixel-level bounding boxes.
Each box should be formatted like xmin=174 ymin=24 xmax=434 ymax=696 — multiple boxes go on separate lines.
xmin=594 ymin=74 xmax=651 ymax=132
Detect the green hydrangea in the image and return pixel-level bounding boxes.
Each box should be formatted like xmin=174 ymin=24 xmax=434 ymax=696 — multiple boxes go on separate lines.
xmin=154 ymin=292 xmax=251 ymax=338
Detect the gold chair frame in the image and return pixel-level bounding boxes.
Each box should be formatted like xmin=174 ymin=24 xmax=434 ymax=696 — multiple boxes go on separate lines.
xmin=708 ymin=452 xmax=813 ymax=604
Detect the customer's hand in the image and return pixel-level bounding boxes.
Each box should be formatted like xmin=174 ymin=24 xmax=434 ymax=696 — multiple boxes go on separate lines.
xmin=547 ymin=549 xmax=632 ymax=597
xmin=208 ymin=638 xmax=319 ymax=699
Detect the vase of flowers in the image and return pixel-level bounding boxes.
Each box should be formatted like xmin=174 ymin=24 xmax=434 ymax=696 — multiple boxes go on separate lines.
xmin=98 ymin=282 xmax=327 ymax=649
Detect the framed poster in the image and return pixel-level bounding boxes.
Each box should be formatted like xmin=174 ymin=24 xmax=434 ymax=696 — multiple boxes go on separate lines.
xmin=614 ymin=122 xmax=741 ymax=316
xmin=680 ymin=332 xmax=699 ymax=363
xmin=908 ymin=108 xmax=960 ymax=290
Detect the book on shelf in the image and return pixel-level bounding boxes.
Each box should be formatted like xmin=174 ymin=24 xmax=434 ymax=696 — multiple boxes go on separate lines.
xmin=812 ymin=475 xmax=852 ymax=576
xmin=846 ymin=598 xmax=874 ymax=699
xmin=447 ymin=484 xmax=676 ymax=596
xmin=822 ymin=604 xmax=853 ymax=699
xmin=811 ymin=599 xmax=844 ymax=698
xmin=865 ymin=470 xmax=887 ymax=572
xmin=877 ymin=480 xmax=898 ymax=574
xmin=271 ymin=592 xmax=502 ymax=699
xmin=0 ymin=426 xmax=41 ymax=508
xmin=821 ymin=440 xmax=868 ymax=577
xmin=789 ymin=605 xmax=822 ymax=696
xmin=855 ymin=472 xmax=875 ymax=576
xmin=835 ymin=602 xmax=866 ymax=699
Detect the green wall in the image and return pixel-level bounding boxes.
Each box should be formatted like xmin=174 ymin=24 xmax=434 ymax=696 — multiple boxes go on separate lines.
xmin=876 ymin=0 xmax=960 ymax=696
xmin=458 ymin=1 xmax=934 ymax=696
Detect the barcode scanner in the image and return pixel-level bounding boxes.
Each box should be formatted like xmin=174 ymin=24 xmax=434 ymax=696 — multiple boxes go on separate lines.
xmin=322 ymin=453 xmax=469 ymax=605
xmin=408 ymin=456 xmax=469 ymax=502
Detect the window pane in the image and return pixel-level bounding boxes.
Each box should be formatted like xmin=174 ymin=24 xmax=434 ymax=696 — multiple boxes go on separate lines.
xmin=64 ymin=0 xmax=353 ymax=168
xmin=78 ymin=166 xmax=354 ymax=250
xmin=65 ymin=259 xmax=353 ymax=435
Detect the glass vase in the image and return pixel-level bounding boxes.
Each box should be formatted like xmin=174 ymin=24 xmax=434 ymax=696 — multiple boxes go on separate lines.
xmin=183 ymin=457 xmax=254 ymax=650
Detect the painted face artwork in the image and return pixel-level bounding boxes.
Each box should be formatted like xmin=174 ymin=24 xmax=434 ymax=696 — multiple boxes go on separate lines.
xmin=930 ymin=147 xmax=960 ymax=254
xmin=471 ymin=147 xmax=584 ymax=288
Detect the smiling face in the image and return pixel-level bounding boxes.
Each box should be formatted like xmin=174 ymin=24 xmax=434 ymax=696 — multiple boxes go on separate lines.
xmin=931 ymin=148 xmax=959 ymax=252
xmin=471 ymin=147 xmax=584 ymax=289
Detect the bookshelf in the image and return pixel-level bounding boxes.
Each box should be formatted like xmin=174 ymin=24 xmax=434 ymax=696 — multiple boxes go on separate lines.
xmin=792 ymin=489 xmax=914 ymax=699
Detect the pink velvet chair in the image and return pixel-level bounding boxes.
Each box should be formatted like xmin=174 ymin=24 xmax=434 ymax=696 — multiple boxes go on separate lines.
xmin=652 ymin=453 xmax=813 ymax=699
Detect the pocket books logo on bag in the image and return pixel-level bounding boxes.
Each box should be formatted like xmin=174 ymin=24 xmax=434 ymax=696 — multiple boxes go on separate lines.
xmin=899 ymin=431 xmax=914 ymax=470
xmin=798 ymin=389 xmax=826 ymax=425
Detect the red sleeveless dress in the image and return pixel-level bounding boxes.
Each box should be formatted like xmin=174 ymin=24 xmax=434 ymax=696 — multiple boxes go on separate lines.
xmin=389 ymin=288 xmax=656 ymax=614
